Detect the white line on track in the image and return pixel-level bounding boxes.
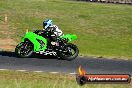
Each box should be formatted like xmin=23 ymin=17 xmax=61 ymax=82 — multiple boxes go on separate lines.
xmin=69 ymin=73 xmax=77 ymax=75
xmin=0 ymin=69 xmax=8 ymax=70
xmin=33 ymin=71 xmax=44 ymax=73
xmin=16 ymin=70 xmax=27 ymax=72
xmin=50 ymin=72 xmax=59 ymax=74
xmin=0 ymin=68 xmax=132 ymax=77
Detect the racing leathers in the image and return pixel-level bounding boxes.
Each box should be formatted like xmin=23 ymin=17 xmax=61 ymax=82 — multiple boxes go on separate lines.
xmin=43 ymin=25 xmax=63 ymax=46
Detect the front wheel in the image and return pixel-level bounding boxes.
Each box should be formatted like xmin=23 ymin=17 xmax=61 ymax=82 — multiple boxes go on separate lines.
xmin=58 ymin=43 xmax=79 ymax=61
xmin=15 ymin=41 xmax=33 ymax=58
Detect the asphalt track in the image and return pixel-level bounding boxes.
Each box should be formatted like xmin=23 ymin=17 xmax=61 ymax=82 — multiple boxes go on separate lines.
xmin=0 ymin=51 xmax=132 ymax=75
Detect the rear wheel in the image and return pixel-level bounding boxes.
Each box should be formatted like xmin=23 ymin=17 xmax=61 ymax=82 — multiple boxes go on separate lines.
xmin=58 ymin=43 xmax=79 ymax=61
xmin=15 ymin=41 xmax=33 ymax=58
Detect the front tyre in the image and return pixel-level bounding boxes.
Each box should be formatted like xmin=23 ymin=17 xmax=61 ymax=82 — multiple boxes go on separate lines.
xmin=58 ymin=43 xmax=79 ymax=61
xmin=15 ymin=41 xmax=33 ymax=58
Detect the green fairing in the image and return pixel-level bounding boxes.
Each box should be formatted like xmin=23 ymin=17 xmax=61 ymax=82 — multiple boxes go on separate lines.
xmin=60 ymin=34 xmax=77 ymax=42
xmin=20 ymin=32 xmax=77 ymax=53
xmin=21 ymin=32 xmax=47 ymax=52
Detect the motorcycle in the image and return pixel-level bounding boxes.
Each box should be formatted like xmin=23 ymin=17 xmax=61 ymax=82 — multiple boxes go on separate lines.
xmin=15 ymin=29 xmax=79 ymax=61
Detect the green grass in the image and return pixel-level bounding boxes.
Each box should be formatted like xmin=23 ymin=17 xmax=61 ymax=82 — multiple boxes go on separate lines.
xmin=0 ymin=70 xmax=132 ymax=88
xmin=0 ymin=0 xmax=132 ymax=59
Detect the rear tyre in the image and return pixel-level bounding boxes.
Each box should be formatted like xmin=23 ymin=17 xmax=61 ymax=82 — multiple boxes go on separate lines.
xmin=15 ymin=41 xmax=33 ymax=58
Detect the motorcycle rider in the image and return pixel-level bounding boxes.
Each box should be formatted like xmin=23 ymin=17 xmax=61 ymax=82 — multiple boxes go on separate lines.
xmin=43 ymin=19 xmax=63 ymax=46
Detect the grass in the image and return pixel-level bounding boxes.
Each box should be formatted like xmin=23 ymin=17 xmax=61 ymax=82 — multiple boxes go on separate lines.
xmin=0 ymin=70 xmax=131 ymax=88
xmin=0 ymin=0 xmax=132 ymax=59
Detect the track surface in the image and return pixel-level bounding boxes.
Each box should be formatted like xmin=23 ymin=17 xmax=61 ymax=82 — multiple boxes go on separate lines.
xmin=0 ymin=51 xmax=132 ymax=75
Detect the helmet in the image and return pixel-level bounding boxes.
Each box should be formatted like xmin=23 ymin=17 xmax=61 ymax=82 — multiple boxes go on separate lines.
xmin=43 ymin=19 xmax=53 ymax=29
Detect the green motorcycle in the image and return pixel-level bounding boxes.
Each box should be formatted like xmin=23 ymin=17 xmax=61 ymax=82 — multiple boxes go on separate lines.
xmin=15 ymin=30 xmax=79 ymax=61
